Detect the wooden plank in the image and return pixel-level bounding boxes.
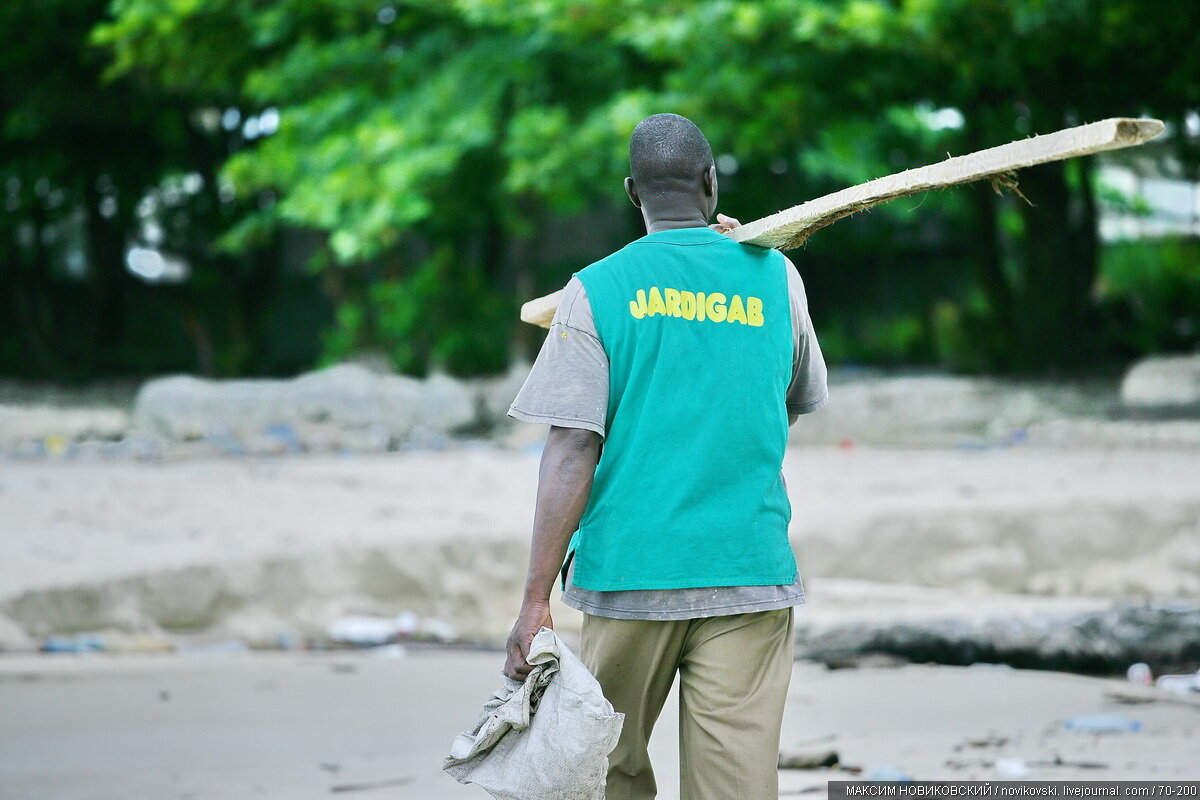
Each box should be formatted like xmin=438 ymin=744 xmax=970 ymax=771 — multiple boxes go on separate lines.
xmin=729 ymin=117 xmax=1163 ymax=250
xmin=519 ymin=289 xmax=564 ymax=329
xmin=520 ymin=117 xmax=1163 ymax=328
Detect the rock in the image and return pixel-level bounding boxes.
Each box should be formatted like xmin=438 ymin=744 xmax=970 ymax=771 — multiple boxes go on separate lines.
xmin=133 ymin=364 xmax=476 ymax=452
xmin=291 ymin=364 xmax=399 ymax=430
xmin=787 ymin=373 xmax=1101 ymax=446
xmin=414 ymin=373 xmax=474 ymax=434
xmin=470 ymin=362 xmax=532 ymax=427
xmin=1120 ymin=355 xmax=1200 ymax=412
xmin=340 ymin=349 xmax=396 ymax=375
xmin=795 ymin=602 xmax=1200 ymax=674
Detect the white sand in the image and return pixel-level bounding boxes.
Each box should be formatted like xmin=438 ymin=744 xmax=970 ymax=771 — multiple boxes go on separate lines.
xmin=3 ymin=445 xmax=1199 ymax=597
xmin=1 ymin=445 xmax=1197 ymax=644
xmin=2 ymin=441 xmax=1198 ymax=798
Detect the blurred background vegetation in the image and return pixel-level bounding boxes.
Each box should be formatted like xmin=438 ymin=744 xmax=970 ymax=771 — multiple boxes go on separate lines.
xmin=2 ymin=0 xmax=1198 ymax=381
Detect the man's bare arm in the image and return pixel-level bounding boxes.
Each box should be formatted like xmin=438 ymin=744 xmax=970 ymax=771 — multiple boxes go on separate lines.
xmin=503 ymin=425 xmax=602 ymax=681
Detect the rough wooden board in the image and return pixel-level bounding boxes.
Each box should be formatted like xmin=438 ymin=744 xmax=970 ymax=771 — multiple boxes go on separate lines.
xmin=730 ymin=117 xmax=1163 ymax=250
xmin=520 ymin=117 xmax=1163 ymax=328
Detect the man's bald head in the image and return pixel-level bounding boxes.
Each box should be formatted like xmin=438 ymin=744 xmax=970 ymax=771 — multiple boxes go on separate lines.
xmin=628 ymin=113 xmax=715 ymax=196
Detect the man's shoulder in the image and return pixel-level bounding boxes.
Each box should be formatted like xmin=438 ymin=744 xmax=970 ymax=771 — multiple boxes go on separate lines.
xmin=553 ymin=276 xmax=593 ymax=332
xmin=780 ymin=254 xmax=809 ymax=302
xmin=575 ymin=243 xmax=638 ymax=283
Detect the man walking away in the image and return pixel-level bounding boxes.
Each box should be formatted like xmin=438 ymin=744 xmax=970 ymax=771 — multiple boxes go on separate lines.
xmin=504 ymin=112 xmax=828 ymax=800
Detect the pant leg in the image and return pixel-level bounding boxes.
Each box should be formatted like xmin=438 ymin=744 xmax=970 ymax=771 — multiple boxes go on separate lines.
xmin=580 ymin=613 xmax=689 ymax=800
xmin=676 ymin=607 xmax=795 ymax=800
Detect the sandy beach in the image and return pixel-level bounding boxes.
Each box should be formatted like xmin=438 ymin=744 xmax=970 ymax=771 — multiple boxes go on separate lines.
xmin=1 ymin=650 xmax=1197 ymax=800
xmin=2 ymin=424 xmax=1198 ymax=799
xmin=2 ymin=443 xmax=1198 ymax=647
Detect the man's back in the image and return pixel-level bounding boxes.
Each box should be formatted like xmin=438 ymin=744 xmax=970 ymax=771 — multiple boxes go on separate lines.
xmin=571 ymin=225 xmax=796 ymax=592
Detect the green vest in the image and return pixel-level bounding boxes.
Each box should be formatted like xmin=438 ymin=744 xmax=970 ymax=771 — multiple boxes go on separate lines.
xmin=569 ymin=226 xmax=796 ymax=591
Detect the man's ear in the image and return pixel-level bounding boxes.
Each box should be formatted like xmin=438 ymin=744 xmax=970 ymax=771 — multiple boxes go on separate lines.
xmin=624 ymin=176 xmax=642 ymax=208
xmin=702 ymin=164 xmax=717 ymax=197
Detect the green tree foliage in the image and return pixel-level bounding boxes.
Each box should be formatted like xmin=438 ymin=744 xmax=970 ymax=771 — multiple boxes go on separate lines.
xmin=0 ymin=0 xmax=175 ymax=377
xmin=74 ymin=2 xmax=1200 ymax=374
xmin=0 ymin=0 xmax=332 ymax=379
xmin=864 ymin=0 xmax=1200 ymax=370
xmin=99 ymin=0 xmax=1200 ymax=373
xmin=1098 ymin=237 xmax=1200 ymax=355
xmin=98 ymin=0 xmax=639 ymax=375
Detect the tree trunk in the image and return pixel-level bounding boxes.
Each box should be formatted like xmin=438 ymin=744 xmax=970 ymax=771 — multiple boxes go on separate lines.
xmin=1013 ymin=160 xmax=1098 ymax=371
xmin=968 ymin=181 xmax=1013 ymax=344
xmin=18 ymin=198 xmax=61 ymax=376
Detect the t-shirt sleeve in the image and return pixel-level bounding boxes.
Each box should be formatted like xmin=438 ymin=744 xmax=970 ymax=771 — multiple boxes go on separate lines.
xmin=507 ymin=276 xmax=609 ymax=437
xmin=784 ymin=255 xmax=829 ymax=415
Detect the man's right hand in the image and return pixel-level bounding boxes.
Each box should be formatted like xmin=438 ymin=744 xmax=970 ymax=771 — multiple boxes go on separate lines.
xmin=503 ymin=600 xmax=554 ymax=682
xmin=710 ymin=213 xmax=741 ymax=233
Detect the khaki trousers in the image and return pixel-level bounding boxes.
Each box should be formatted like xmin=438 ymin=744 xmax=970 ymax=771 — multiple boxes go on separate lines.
xmin=580 ymin=607 xmax=795 ymax=800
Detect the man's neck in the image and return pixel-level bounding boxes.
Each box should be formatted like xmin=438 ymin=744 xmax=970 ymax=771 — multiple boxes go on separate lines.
xmin=643 ymin=208 xmax=710 ymax=233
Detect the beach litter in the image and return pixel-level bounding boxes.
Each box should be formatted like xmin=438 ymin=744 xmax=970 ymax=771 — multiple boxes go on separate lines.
xmin=954 ymin=734 xmax=1009 ymax=750
xmin=330 ymin=775 xmax=414 ymax=793
xmin=1155 ymin=669 xmax=1200 ymax=697
xmin=41 ymin=633 xmax=105 ymax=653
xmin=1126 ymin=662 xmax=1153 ymax=686
xmin=1061 ymin=713 xmax=1142 ymax=733
xmin=264 ymin=422 xmax=303 ymax=453
xmin=994 ymin=757 xmax=1030 ymax=778
xmin=948 ymin=756 xmax=1109 ymax=772
xmin=393 ymin=611 xmax=419 ymax=637
xmin=778 ymin=750 xmax=840 ymax=769
xmin=325 ymin=611 xmax=459 ymax=648
xmin=367 ymin=643 xmax=407 ymax=658
xmin=175 ymin=638 xmax=251 ymax=655
xmin=327 ymin=615 xmax=398 ymax=647
xmin=1034 ymin=756 xmax=1109 ymax=770
xmin=203 ymin=428 xmax=246 ymax=456
xmin=41 ymin=631 xmax=173 ymax=654
xmin=864 ymin=764 xmax=913 ymax=782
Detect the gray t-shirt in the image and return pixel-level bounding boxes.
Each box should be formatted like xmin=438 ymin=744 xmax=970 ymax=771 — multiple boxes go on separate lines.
xmin=508 ymin=254 xmax=828 ymax=620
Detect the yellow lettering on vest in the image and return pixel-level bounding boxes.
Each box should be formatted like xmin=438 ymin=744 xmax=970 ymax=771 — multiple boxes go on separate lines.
xmin=706 ymin=292 xmax=727 ymax=323
xmin=679 ymin=291 xmax=697 ymax=320
xmin=647 ymin=286 xmax=666 ymax=317
xmin=629 ymin=288 xmax=647 ymax=319
xmin=747 ymin=296 xmax=764 ymax=326
xmin=664 ymin=288 xmax=681 ymax=317
xmin=727 ymin=295 xmax=747 ymax=324
xmin=630 ymin=288 xmax=766 ymax=325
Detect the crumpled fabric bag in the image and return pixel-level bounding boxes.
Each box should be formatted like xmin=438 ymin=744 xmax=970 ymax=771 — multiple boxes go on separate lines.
xmin=443 ymin=627 xmax=624 ymax=800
